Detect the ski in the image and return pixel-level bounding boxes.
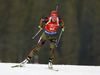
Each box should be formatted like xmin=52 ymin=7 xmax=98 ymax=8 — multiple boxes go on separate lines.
xmin=11 ymin=64 xmax=23 ymax=68
xmin=48 ymin=68 xmax=59 ymax=71
xmin=12 ymin=58 xmax=29 ymax=68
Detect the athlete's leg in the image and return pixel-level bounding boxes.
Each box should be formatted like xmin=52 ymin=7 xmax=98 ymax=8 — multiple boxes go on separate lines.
xmin=48 ymin=35 xmax=57 ymax=68
xmin=20 ymin=33 xmax=48 ymax=66
xmin=27 ymin=32 xmax=47 ymax=58
xmin=49 ymin=35 xmax=57 ymax=61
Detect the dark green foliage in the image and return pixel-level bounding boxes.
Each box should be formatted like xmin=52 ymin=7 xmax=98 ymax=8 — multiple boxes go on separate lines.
xmin=0 ymin=0 xmax=100 ymax=65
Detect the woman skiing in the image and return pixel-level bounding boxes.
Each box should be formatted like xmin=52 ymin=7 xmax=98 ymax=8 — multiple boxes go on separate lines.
xmin=20 ymin=11 xmax=64 ymax=69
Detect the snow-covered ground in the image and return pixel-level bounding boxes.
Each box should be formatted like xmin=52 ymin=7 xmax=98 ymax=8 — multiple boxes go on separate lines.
xmin=0 ymin=63 xmax=100 ymax=75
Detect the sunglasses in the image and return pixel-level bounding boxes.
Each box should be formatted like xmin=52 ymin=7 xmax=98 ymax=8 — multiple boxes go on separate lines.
xmin=51 ymin=17 xmax=57 ymax=19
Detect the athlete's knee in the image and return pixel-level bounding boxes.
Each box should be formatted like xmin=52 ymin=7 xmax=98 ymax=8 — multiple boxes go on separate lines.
xmin=38 ymin=40 xmax=45 ymax=45
xmin=50 ymin=39 xmax=57 ymax=44
xmin=50 ymin=48 xmax=55 ymax=53
xmin=38 ymin=37 xmax=45 ymax=45
xmin=49 ymin=48 xmax=55 ymax=60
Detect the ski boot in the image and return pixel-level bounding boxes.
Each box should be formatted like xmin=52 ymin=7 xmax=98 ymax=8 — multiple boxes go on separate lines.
xmin=11 ymin=57 xmax=31 ymax=68
xmin=20 ymin=57 xmax=31 ymax=67
xmin=48 ymin=60 xmax=53 ymax=69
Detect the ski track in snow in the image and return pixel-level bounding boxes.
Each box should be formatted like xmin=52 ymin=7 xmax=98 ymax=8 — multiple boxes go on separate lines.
xmin=0 ymin=63 xmax=100 ymax=75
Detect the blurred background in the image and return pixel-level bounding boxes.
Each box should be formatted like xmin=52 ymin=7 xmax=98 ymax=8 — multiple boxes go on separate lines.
xmin=0 ymin=0 xmax=100 ymax=65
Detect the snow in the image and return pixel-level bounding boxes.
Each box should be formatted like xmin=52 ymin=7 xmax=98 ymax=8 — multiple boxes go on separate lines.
xmin=0 ymin=63 xmax=100 ymax=75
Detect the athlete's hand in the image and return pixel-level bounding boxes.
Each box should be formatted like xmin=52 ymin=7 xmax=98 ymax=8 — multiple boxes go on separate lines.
xmin=38 ymin=26 xmax=43 ymax=30
xmin=62 ymin=27 xmax=65 ymax=32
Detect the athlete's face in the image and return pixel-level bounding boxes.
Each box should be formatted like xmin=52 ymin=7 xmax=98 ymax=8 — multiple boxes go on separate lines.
xmin=51 ymin=15 xmax=57 ymax=22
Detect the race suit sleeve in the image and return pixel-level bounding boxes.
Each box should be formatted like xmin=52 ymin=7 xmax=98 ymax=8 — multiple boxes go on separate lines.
xmin=40 ymin=17 xmax=49 ymax=28
xmin=59 ymin=18 xmax=64 ymax=28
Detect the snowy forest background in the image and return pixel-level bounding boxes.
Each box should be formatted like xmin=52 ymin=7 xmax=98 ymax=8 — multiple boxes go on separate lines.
xmin=0 ymin=0 xmax=100 ymax=65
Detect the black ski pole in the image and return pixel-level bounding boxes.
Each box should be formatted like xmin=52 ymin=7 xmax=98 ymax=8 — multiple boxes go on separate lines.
xmin=56 ymin=28 xmax=63 ymax=47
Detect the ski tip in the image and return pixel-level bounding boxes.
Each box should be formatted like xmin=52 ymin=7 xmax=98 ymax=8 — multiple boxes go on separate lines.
xmin=11 ymin=65 xmax=17 ymax=68
xmin=48 ymin=68 xmax=59 ymax=71
xmin=53 ymin=69 xmax=59 ymax=71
